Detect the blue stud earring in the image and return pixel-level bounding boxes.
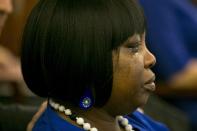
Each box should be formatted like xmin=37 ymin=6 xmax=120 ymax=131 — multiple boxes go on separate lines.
xmin=79 ymin=88 xmax=94 ymax=110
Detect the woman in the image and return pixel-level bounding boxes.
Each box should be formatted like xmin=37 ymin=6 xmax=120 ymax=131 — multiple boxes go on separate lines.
xmin=21 ymin=0 xmax=169 ymax=130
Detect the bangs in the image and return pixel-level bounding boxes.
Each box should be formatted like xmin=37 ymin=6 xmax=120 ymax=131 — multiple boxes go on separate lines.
xmin=47 ymin=0 xmax=146 ymax=51
xmin=107 ymin=0 xmax=146 ymax=48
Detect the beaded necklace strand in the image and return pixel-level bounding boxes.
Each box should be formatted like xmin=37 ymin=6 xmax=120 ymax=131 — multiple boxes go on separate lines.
xmin=49 ymin=99 xmax=135 ymax=131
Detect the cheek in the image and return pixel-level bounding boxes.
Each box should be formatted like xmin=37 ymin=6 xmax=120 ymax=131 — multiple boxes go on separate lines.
xmin=112 ymin=56 xmax=147 ymax=110
xmin=113 ymin=55 xmax=144 ymax=94
xmin=129 ymin=61 xmax=150 ymax=106
xmin=110 ymin=50 xmax=149 ymax=111
xmin=127 ymin=55 xmax=144 ymax=88
xmin=123 ymin=55 xmax=148 ymax=105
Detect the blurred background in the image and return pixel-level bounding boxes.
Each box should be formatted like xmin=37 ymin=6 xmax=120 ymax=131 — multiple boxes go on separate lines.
xmin=0 ymin=0 xmax=44 ymax=131
xmin=0 ymin=0 xmax=197 ymax=131
xmin=0 ymin=0 xmax=37 ymax=97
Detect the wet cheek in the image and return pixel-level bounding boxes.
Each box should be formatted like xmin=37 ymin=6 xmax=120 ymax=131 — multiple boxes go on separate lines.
xmin=114 ymin=52 xmax=144 ymax=90
xmin=130 ymin=59 xmax=144 ymax=81
xmin=128 ymin=61 xmax=144 ymax=94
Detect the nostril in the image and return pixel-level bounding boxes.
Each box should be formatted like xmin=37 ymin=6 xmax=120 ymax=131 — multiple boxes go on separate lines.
xmin=149 ymin=61 xmax=156 ymax=68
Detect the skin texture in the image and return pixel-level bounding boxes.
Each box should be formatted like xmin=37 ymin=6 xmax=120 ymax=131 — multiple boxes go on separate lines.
xmin=27 ymin=33 xmax=156 ymax=131
xmin=104 ymin=33 xmax=156 ymax=116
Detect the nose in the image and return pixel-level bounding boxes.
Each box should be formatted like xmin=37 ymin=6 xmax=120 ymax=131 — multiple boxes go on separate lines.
xmin=144 ymin=46 xmax=156 ymax=69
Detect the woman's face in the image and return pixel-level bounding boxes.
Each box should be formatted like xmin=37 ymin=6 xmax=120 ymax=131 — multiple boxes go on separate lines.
xmin=104 ymin=33 xmax=156 ymax=115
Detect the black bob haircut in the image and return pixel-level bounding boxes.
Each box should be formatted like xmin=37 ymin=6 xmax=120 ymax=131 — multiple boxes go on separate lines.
xmin=21 ymin=0 xmax=146 ymax=106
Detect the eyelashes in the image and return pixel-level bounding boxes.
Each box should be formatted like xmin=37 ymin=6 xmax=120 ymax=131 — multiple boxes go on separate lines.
xmin=127 ymin=41 xmax=142 ymax=53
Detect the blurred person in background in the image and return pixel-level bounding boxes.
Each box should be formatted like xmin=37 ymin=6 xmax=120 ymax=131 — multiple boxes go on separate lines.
xmin=139 ymin=0 xmax=197 ymax=89
xmin=191 ymin=0 xmax=197 ymax=5
xmin=0 ymin=0 xmax=12 ymax=35
xmin=0 ymin=1 xmax=36 ymax=130
xmin=0 ymin=0 xmax=22 ymax=81
xmin=0 ymin=0 xmax=31 ymax=96
xmin=139 ymin=0 xmax=197 ymax=130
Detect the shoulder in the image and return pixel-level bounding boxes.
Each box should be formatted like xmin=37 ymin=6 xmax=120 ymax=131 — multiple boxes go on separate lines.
xmin=33 ymin=106 xmax=83 ymax=131
xmin=126 ymin=111 xmax=170 ymax=131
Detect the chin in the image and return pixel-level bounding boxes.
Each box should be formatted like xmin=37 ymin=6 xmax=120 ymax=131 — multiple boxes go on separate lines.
xmin=135 ymin=93 xmax=150 ymax=108
xmin=141 ymin=95 xmax=150 ymax=106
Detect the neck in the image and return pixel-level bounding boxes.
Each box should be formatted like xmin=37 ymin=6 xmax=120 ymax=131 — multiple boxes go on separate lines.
xmin=65 ymin=104 xmax=116 ymax=123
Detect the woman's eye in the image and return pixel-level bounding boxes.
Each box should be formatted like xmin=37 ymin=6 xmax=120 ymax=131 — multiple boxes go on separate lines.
xmin=127 ymin=43 xmax=142 ymax=53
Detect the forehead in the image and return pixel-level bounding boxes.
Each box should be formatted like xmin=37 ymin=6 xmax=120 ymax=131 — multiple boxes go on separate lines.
xmin=0 ymin=0 xmax=12 ymax=13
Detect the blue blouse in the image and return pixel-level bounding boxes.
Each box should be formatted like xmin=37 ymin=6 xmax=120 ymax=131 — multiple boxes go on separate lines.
xmin=33 ymin=106 xmax=169 ymax=131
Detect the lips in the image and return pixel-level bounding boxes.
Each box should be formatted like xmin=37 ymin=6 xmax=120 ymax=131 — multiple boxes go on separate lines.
xmin=144 ymin=82 xmax=156 ymax=92
xmin=144 ymin=76 xmax=156 ymax=92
